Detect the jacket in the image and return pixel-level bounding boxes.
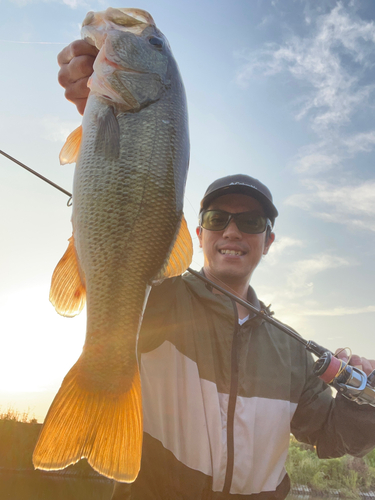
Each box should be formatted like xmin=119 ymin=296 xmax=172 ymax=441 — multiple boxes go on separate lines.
xmin=118 ymin=272 xmax=375 ymax=500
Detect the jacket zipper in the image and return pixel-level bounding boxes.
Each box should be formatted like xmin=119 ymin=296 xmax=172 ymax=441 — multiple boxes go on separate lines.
xmin=222 ymin=301 xmax=240 ymax=495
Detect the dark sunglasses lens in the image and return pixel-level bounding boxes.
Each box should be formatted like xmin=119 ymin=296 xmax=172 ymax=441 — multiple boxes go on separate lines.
xmin=236 ymin=213 xmax=267 ymax=234
xmin=202 ymin=211 xmax=230 ymax=230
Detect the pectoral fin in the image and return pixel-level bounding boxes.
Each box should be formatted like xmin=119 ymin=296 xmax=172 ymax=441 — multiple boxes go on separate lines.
xmin=59 ymin=125 xmax=83 ymax=165
xmin=95 ymin=106 xmax=120 ymax=160
xmin=50 ymin=236 xmax=86 ymax=317
xmin=153 ymin=215 xmax=193 ymax=280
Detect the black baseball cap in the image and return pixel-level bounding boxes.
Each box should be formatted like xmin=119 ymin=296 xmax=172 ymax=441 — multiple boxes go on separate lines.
xmin=200 ymin=174 xmax=278 ymax=225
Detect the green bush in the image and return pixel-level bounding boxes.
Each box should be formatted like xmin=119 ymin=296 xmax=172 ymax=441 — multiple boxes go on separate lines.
xmin=1 ymin=409 xmax=375 ymax=493
xmin=286 ymin=437 xmax=375 ymax=495
xmin=0 ymin=409 xmax=97 ymax=476
xmin=365 ymin=448 xmax=375 ymax=468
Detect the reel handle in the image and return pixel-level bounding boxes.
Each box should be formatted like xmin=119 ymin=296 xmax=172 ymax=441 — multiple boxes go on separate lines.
xmin=313 ymin=352 xmax=375 ymax=407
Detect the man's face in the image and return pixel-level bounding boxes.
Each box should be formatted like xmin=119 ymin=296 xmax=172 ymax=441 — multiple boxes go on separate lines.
xmin=196 ymin=194 xmax=275 ymax=286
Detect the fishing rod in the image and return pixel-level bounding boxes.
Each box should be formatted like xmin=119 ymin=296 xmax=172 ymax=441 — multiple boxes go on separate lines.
xmin=0 ymin=150 xmax=72 ymax=205
xmin=187 ymin=267 xmax=375 ymax=407
xmin=2 ymin=149 xmax=374 ymax=406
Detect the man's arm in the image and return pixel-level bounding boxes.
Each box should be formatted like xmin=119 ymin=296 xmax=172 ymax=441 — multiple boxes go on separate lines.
xmin=291 ymin=350 xmax=375 ymax=458
xmin=57 ymin=40 xmax=98 ymax=115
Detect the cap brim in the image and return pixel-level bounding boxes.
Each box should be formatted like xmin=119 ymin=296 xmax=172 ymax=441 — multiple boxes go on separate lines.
xmin=201 ymin=185 xmax=278 ymax=220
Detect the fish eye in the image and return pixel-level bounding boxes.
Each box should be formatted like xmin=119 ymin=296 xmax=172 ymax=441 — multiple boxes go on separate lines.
xmin=148 ymin=36 xmax=164 ymax=48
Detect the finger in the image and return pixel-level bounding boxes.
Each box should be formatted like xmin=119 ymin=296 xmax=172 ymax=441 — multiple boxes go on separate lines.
xmin=58 ymin=56 xmax=95 ymax=88
xmin=57 ymin=40 xmax=98 ymax=67
xmin=334 ymin=348 xmax=348 ymax=362
xmin=74 ymin=98 xmax=90 ymax=116
xmin=361 ymin=358 xmax=374 ymax=376
xmin=64 ymin=78 xmax=90 ymax=102
xmin=349 ymin=354 xmax=362 ymax=368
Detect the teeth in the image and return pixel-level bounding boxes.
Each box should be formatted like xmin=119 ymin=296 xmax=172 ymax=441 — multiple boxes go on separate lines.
xmin=220 ymin=249 xmax=244 ymax=256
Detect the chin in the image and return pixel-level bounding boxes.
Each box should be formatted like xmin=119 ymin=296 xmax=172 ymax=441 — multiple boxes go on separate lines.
xmin=210 ymin=266 xmax=249 ymax=284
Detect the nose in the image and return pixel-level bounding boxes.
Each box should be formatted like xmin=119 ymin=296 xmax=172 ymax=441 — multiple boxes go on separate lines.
xmin=222 ymin=218 xmax=242 ymax=239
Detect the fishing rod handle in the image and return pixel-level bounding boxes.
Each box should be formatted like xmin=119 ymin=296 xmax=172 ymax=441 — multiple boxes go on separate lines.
xmin=313 ymin=352 xmax=375 ymax=407
xmin=305 ymin=340 xmax=331 ymax=357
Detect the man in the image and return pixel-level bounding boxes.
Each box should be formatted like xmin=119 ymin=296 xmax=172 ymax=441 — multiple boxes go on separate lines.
xmin=57 ymin=41 xmax=375 ymax=499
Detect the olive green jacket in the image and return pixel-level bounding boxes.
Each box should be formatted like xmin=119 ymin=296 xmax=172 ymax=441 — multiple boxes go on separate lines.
xmin=120 ymin=272 xmax=375 ymax=500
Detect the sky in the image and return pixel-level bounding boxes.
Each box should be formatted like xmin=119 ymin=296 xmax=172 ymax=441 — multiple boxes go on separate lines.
xmin=0 ymin=0 xmax=374 ymax=422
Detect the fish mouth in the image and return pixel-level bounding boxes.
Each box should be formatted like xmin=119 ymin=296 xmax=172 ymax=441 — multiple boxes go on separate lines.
xmin=82 ymin=29 xmax=106 ymax=51
xmin=82 ymin=8 xmax=155 ymax=50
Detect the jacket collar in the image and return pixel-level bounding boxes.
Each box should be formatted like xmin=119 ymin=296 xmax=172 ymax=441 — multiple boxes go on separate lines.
xmin=183 ymin=269 xmax=268 ymax=327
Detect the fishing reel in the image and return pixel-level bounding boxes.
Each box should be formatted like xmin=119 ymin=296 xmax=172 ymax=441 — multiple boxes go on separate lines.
xmin=313 ymin=351 xmax=375 ymax=407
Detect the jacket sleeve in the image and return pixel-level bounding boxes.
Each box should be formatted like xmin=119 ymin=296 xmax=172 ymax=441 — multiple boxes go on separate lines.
xmin=291 ymin=350 xmax=375 ymax=458
xmin=138 ymin=277 xmax=180 ymax=354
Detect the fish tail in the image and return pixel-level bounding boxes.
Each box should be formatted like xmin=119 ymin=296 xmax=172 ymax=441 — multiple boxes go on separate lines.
xmin=33 ymin=363 xmax=143 ymax=482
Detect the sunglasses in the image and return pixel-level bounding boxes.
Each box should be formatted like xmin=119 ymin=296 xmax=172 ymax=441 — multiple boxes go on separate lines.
xmin=200 ymin=210 xmax=271 ymax=234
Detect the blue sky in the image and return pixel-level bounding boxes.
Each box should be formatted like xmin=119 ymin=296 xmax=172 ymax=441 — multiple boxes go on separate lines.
xmin=0 ymin=0 xmax=374 ymax=421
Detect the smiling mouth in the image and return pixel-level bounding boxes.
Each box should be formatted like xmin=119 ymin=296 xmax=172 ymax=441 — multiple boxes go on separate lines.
xmin=219 ymin=249 xmax=245 ymax=256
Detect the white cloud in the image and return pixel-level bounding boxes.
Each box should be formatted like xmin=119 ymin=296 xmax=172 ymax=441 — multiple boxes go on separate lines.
xmin=286 ymin=179 xmax=375 ymax=231
xmin=8 ymin=0 xmax=88 ymax=7
xmin=41 ymin=116 xmax=81 ymax=143
xmin=266 ymin=236 xmax=305 ymax=265
xmin=342 ymin=131 xmax=375 ymax=154
xmin=290 ymin=129 xmax=375 ymax=174
xmin=62 ymin=0 xmax=88 ymax=8
xmin=236 ymin=3 xmax=375 ymax=132
xmin=293 ymin=149 xmax=341 ymax=174
xmin=285 ymin=253 xmax=349 ymax=297
xmin=298 ymin=305 xmax=375 ymax=316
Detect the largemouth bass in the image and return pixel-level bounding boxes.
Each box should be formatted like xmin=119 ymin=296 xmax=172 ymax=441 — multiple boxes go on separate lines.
xmin=33 ymin=7 xmax=192 ymax=482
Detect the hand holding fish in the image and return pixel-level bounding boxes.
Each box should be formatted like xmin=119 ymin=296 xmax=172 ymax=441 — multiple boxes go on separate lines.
xmin=57 ymin=39 xmax=98 ymax=115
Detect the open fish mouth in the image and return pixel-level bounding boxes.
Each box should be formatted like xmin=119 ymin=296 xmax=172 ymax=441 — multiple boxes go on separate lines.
xmin=82 ymin=7 xmax=156 ymax=50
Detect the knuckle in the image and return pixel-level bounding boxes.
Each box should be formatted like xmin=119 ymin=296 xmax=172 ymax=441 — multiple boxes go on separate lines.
xmin=350 ymin=355 xmax=361 ymax=365
xmin=69 ymin=40 xmax=85 ymax=58
xmin=70 ymin=56 xmax=95 ymax=80
xmin=57 ymin=43 xmax=71 ymax=66
xmin=57 ymin=68 xmax=69 ymax=88
xmin=64 ymin=88 xmax=73 ymax=102
xmin=64 ymin=79 xmax=90 ymax=102
xmin=76 ymin=77 xmax=90 ymax=95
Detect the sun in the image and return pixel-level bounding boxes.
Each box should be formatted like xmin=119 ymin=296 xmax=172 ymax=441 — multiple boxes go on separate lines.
xmin=0 ymin=285 xmax=86 ymax=400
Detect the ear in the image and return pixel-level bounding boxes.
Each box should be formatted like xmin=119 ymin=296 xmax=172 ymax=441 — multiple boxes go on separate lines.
xmin=196 ymin=226 xmax=202 ymax=248
xmin=263 ymin=232 xmax=275 ymax=256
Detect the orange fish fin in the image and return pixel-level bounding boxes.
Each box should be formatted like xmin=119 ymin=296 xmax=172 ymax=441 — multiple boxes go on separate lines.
xmin=154 ymin=214 xmax=193 ymax=280
xmin=50 ymin=235 xmax=86 ymax=317
xmin=33 ymin=363 xmax=143 ymax=483
xmin=59 ymin=125 xmax=83 ymax=165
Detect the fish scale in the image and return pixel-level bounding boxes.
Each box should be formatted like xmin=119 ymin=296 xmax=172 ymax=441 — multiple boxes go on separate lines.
xmin=33 ymin=7 xmax=192 ymax=482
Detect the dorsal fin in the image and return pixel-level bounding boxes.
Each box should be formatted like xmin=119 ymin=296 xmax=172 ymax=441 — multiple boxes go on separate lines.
xmin=153 ymin=215 xmax=193 ymax=280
